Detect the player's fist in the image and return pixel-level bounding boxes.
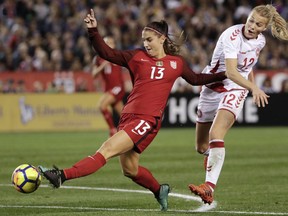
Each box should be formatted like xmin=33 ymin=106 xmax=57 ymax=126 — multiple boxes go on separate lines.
xmin=84 ymin=9 xmax=97 ymax=28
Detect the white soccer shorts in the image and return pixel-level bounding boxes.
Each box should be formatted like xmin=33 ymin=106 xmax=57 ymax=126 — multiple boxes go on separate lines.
xmin=196 ymin=86 xmax=248 ymax=122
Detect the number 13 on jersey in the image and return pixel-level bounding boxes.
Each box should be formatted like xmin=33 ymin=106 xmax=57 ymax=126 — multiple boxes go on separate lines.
xmin=132 ymin=120 xmax=151 ymax=135
xmin=150 ymin=67 xmax=164 ymax=79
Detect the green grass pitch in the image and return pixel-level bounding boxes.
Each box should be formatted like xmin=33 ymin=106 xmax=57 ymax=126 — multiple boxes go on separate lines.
xmin=1 ymin=127 xmax=287 ymax=216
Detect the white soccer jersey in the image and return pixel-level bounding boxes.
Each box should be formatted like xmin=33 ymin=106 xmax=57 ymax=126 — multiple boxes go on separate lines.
xmin=202 ymin=24 xmax=266 ymax=91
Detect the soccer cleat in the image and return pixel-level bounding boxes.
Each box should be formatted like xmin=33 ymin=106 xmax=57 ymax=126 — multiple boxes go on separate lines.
xmin=38 ymin=165 xmax=62 ymax=188
xmin=155 ymin=184 xmax=171 ymax=211
xmin=188 ymin=183 xmax=213 ymax=204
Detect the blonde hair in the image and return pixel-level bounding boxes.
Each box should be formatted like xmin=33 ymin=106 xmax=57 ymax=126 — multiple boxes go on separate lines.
xmin=253 ymin=5 xmax=288 ymax=41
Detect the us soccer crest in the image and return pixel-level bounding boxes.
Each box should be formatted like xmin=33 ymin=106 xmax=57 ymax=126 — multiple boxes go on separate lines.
xmin=170 ymin=61 xmax=177 ymax=69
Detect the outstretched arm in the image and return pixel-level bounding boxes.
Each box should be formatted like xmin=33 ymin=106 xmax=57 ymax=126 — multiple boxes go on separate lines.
xmin=181 ymin=60 xmax=227 ymax=86
xmin=84 ymin=9 xmax=134 ymax=67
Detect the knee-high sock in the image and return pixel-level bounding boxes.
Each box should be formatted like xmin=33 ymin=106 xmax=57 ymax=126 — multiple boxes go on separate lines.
xmin=205 ymin=140 xmax=225 ymax=189
xmin=63 ymin=152 xmax=106 ymax=180
xmin=131 ymin=166 xmax=160 ymax=195
xmin=101 ymin=109 xmax=116 ymax=130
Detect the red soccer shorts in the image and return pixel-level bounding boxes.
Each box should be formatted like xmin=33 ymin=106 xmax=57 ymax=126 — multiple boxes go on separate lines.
xmin=118 ymin=113 xmax=161 ymax=153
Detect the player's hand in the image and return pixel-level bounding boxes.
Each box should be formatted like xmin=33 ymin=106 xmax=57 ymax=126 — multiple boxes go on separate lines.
xmin=84 ymin=9 xmax=97 ymax=28
xmin=251 ymin=87 xmax=270 ymax=107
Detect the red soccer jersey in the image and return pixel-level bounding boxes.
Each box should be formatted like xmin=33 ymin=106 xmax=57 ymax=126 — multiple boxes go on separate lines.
xmin=88 ymin=28 xmax=225 ymax=117
xmin=95 ymin=57 xmax=124 ymax=92
xmin=124 ymin=51 xmax=184 ymax=116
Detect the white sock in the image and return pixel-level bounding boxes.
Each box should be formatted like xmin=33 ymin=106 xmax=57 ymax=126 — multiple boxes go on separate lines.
xmin=205 ymin=140 xmax=225 ymax=187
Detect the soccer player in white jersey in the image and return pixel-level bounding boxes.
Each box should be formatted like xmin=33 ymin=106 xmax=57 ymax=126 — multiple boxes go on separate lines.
xmin=189 ymin=4 xmax=288 ymax=204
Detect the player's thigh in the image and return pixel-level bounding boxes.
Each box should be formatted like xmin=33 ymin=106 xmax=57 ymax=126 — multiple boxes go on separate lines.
xmin=98 ymin=130 xmax=134 ymax=159
xmin=209 ymin=109 xmax=235 ymax=140
xmin=209 ymin=90 xmax=248 ymax=140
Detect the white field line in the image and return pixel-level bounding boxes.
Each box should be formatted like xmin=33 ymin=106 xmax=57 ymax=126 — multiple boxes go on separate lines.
xmin=0 ymin=205 xmax=288 ymax=215
xmin=1 ymin=184 xmax=287 ymax=215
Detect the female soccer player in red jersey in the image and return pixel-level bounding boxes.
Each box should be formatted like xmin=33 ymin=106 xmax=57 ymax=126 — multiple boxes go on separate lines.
xmin=39 ymin=9 xmax=226 ymax=211
xmin=188 ymin=5 xmax=288 ymax=205
xmin=91 ymin=36 xmax=126 ymax=137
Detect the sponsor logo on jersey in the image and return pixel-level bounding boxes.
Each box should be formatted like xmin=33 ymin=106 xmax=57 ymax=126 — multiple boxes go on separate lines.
xmin=230 ymin=29 xmax=240 ymax=41
xmin=131 ymin=129 xmax=139 ymax=135
xmin=156 ymin=61 xmax=163 ymax=66
xmin=235 ymin=90 xmax=247 ymax=108
xmin=207 ymin=165 xmax=212 ymax=172
xmin=197 ymin=109 xmax=202 ymax=118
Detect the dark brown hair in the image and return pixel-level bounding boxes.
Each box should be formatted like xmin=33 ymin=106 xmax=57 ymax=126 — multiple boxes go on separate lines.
xmin=145 ymin=20 xmax=184 ymax=55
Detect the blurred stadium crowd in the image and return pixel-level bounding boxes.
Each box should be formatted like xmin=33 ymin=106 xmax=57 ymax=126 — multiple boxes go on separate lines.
xmin=0 ymin=0 xmax=288 ymax=93
xmin=2 ymin=0 xmax=288 ymax=72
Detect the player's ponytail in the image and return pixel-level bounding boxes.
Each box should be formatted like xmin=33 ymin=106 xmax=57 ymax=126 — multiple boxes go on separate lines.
xmin=254 ymin=5 xmax=288 ymax=41
xmin=144 ymin=20 xmax=184 ymax=55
